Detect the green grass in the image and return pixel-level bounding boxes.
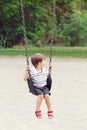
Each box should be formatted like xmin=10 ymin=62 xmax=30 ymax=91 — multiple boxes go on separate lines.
xmin=0 ymin=46 xmax=87 ymax=58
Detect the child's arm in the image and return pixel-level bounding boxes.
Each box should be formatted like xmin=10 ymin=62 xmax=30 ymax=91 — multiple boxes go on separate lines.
xmin=24 ymin=66 xmax=29 ymax=81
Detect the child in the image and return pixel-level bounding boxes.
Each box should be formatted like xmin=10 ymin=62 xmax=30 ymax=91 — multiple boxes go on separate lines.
xmin=24 ymin=53 xmax=53 ymax=119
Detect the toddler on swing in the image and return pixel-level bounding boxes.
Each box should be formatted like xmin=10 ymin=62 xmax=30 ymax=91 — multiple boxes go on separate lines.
xmin=24 ymin=53 xmax=53 ymax=119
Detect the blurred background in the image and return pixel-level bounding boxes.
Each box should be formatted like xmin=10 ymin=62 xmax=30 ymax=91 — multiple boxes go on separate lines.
xmin=0 ymin=0 xmax=87 ymax=48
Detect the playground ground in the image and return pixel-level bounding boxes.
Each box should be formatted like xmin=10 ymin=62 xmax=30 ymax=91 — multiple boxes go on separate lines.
xmin=0 ymin=56 xmax=87 ymax=130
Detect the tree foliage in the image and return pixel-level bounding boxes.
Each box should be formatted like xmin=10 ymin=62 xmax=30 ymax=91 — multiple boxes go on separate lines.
xmin=0 ymin=0 xmax=87 ymax=47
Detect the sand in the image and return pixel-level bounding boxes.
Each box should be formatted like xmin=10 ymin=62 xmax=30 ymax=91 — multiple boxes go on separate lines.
xmin=0 ymin=56 xmax=87 ymax=130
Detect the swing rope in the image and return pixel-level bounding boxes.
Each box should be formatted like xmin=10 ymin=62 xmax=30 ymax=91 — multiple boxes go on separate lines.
xmin=20 ymin=0 xmax=56 ymax=67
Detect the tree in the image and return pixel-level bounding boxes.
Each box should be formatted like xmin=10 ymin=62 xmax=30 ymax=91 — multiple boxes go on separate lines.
xmin=59 ymin=11 xmax=87 ymax=46
xmin=0 ymin=0 xmax=20 ymax=47
xmin=0 ymin=0 xmax=87 ymax=47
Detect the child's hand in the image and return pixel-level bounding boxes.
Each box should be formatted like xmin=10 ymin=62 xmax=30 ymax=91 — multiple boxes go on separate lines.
xmin=49 ymin=63 xmax=52 ymax=73
xmin=26 ymin=66 xmax=29 ymax=71
xmin=49 ymin=63 xmax=52 ymax=69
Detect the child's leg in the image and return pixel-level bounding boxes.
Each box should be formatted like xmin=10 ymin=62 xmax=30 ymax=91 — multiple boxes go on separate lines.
xmin=36 ymin=94 xmax=44 ymax=111
xmin=44 ymin=94 xmax=53 ymax=118
xmin=44 ymin=94 xmax=52 ymax=111
xmin=35 ymin=95 xmax=43 ymax=118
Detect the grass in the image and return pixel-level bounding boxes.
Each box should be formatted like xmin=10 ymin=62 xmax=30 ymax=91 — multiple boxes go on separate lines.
xmin=0 ymin=46 xmax=87 ymax=58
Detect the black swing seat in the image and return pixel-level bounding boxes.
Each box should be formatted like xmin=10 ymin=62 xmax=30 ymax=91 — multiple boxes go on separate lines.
xmin=27 ymin=74 xmax=52 ymax=96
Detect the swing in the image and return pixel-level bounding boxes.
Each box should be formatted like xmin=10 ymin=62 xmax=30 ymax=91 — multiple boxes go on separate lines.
xmin=27 ymin=74 xmax=52 ymax=95
xmin=20 ymin=0 xmax=56 ymax=95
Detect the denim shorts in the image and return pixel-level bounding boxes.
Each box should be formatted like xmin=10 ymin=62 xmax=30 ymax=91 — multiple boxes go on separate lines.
xmin=34 ymin=86 xmax=50 ymax=95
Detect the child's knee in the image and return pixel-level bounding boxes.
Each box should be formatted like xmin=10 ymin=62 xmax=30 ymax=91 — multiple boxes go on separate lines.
xmin=44 ymin=94 xmax=50 ymax=99
xmin=38 ymin=95 xmax=44 ymax=100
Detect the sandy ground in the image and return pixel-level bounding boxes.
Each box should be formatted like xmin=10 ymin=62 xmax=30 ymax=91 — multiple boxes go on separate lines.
xmin=0 ymin=56 xmax=87 ymax=130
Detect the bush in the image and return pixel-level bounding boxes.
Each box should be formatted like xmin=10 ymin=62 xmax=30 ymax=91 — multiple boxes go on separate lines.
xmin=59 ymin=11 xmax=87 ymax=46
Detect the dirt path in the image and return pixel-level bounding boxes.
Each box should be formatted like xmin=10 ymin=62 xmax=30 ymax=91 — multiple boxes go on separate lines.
xmin=0 ymin=57 xmax=87 ymax=130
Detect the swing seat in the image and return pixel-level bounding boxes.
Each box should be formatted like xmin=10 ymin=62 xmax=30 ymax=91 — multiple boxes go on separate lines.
xmin=27 ymin=78 xmax=37 ymax=95
xmin=47 ymin=74 xmax=52 ymax=91
xmin=27 ymin=74 xmax=52 ymax=96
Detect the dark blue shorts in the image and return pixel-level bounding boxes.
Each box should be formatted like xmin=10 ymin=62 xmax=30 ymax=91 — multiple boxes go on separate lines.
xmin=34 ymin=86 xmax=50 ymax=95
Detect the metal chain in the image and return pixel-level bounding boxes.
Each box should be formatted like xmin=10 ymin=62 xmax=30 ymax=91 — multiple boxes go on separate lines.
xmin=49 ymin=0 xmax=56 ymax=63
xmin=20 ymin=0 xmax=29 ymax=65
xmin=49 ymin=0 xmax=56 ymax=74
xmin=20 ymin=0 xmax=56 ymax=67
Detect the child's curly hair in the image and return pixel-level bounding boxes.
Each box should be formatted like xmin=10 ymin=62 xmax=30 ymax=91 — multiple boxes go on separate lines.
xmin=31 ymin=53 xmax=45 ymax=68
